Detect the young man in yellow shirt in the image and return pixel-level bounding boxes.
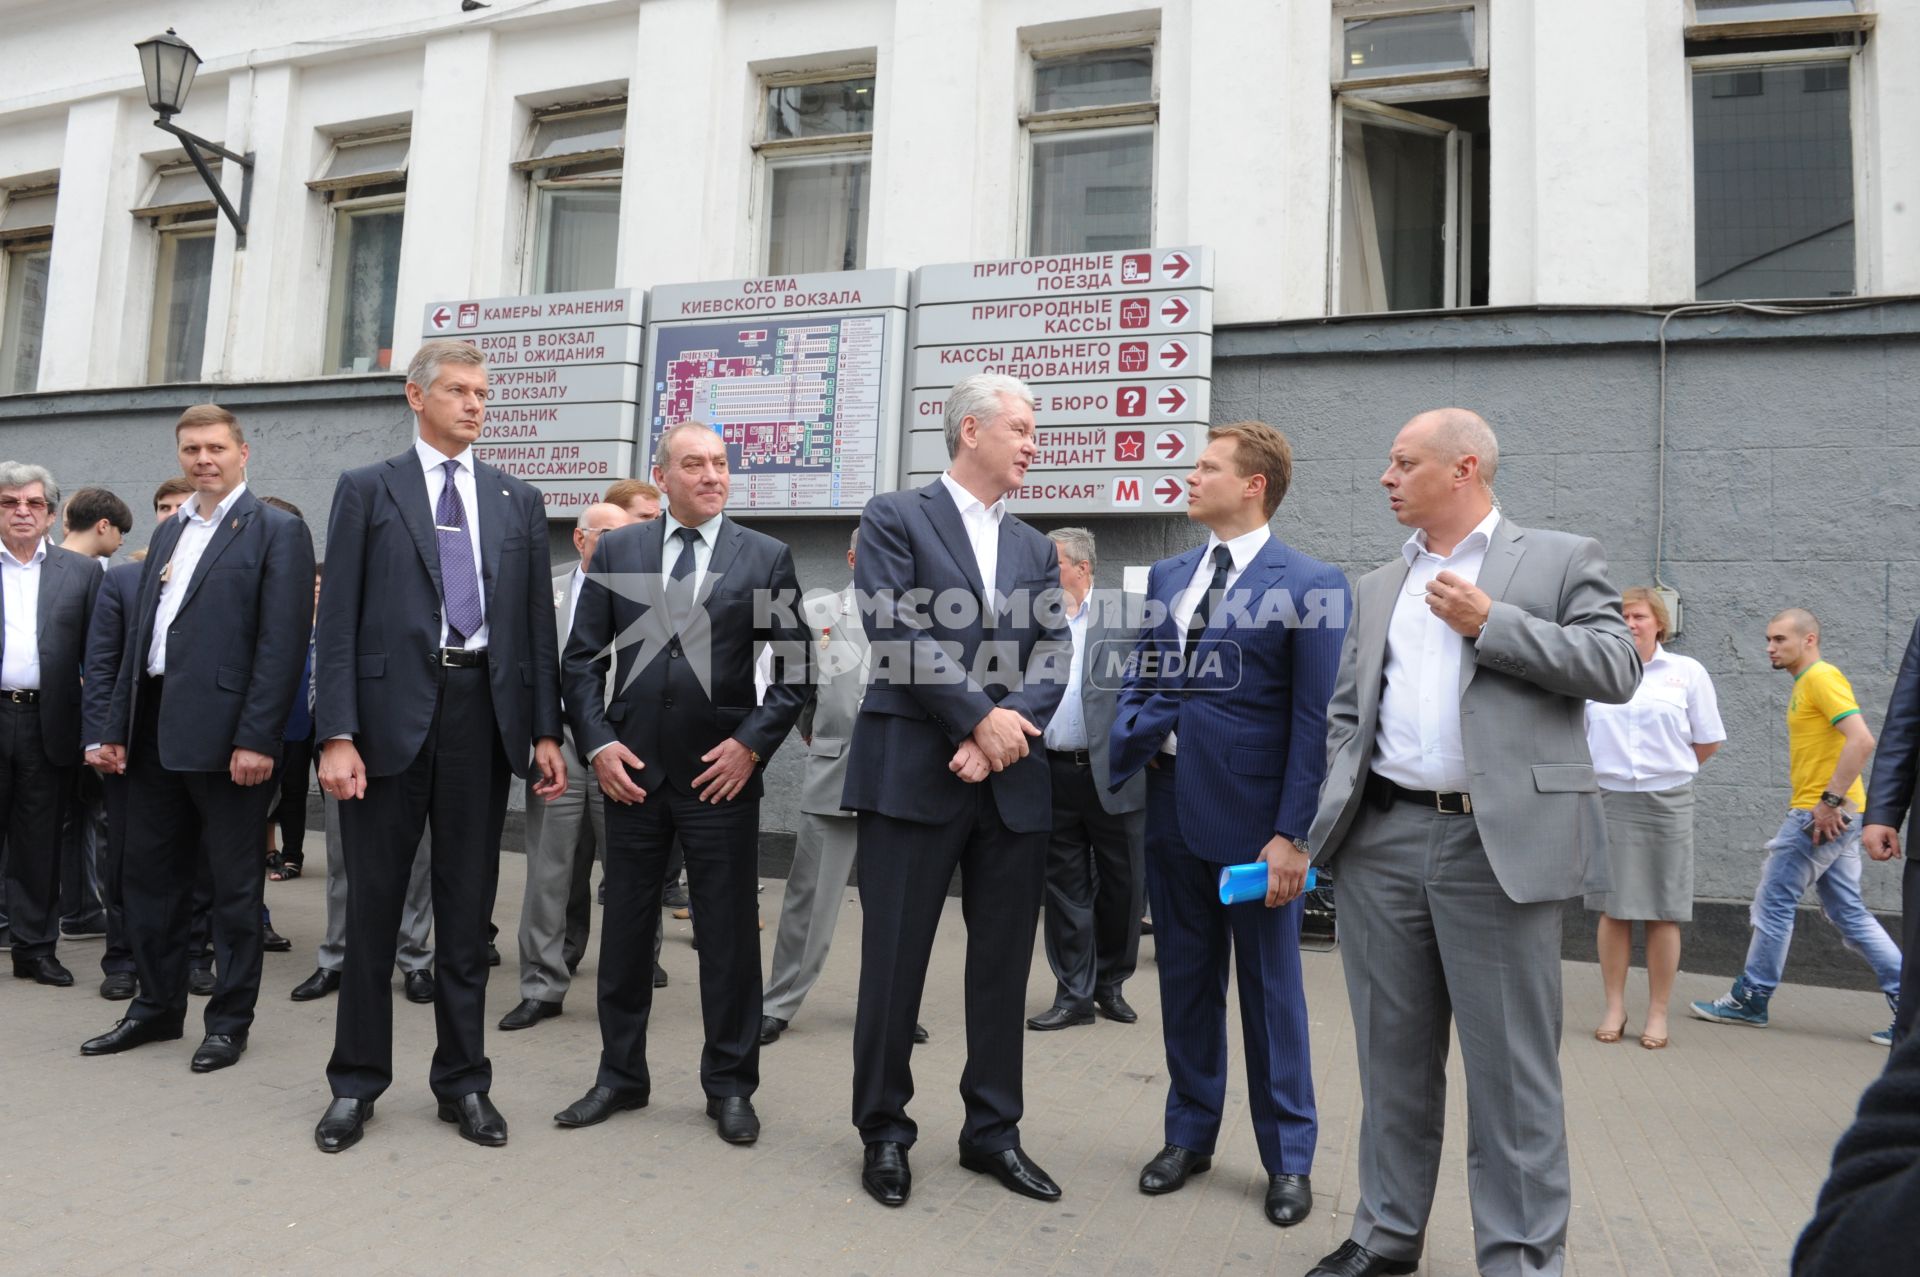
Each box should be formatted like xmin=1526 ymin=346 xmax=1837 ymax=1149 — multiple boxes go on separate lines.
xmin=1692 ymin=608 xmax=1903 ymax=1043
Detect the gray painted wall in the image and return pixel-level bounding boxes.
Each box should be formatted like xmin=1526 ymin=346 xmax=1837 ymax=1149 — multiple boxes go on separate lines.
xmin=7 ymin=304 xmax=1916 ymax=915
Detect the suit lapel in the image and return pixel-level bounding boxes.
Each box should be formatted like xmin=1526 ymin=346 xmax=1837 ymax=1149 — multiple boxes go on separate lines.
xmin=1191 ymin=538 xmax=1287 ymax=674
xmin=177 ymin=491 xmax=256 ymax=613
xmin=918 ymin=482 xmax=986 ymax=600
xmin=34 ymin=546 xmax=65 ymax=657
xmin=1460 ymin=519 xmax=1524 ymax=694
xmin=991 ymin=517 xmax=1022 ymax=618
xmin=1356 ymin=560 xmax=1407 ymax=733
xmin=695 ymin=518 xmax=743 ymax=611
xmin=474 ymin=461 xmax=511 ymax=613
xmin=380 ymin=453 xmax=443 ymax=596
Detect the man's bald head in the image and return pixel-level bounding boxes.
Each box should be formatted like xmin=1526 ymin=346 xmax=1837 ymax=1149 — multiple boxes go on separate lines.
xmin=573 ymin=501 xmax=633 ymax=572
xmin=1771 ymin=607 xmax=1819 ymax=639
xmin=1405 ymin=408 xmax=1499 ymax=488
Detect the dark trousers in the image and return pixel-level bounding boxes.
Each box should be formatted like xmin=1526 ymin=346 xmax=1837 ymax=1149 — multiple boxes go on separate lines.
xmin=327 ymin=665 xmax=508 ymax=1102
xmin=1896 ymin=858 xmax=1920 ymax=1047
xmin=273 ymin=732 xmax=315 ymax=868
xmin=58 ymin=765 xmax=105 ymax=927
xmin=0 ymin=699 xmax=67 ymax=960
xmin=98 ymin=770 xmax=214 ymax=977
xmin=1041 ymin=753 xmax=1145 ymax=1011
xmin=1144 ymin=766 xmax=1315 ymax=1175
xmin=121 ymin=678 xmax=274 ymax=1036
xmin=852 ymin=792 xmax=1046 ymax=1152
xmin=596 ymin=779 xmax=761 ymax=1097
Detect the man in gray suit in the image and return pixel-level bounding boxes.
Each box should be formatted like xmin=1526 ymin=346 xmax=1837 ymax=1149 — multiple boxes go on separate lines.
xmin=499 ymin=501 xmax=633 ymax=1030
xmin=1304 ymin=409 xmax=1639 ymax=1277
xmin=1028 ymin=527 xmax=1146 ymax=1030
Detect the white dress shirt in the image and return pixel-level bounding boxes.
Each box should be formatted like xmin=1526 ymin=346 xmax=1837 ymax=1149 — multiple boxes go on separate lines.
xmin=939 ymin=471 xmax=1006 ymax=608
xmin=417 ymin=437 xmax=489 ymax=650
xmin=562 ymin=565 xmax=585 ymax=638
xmin=1585 ymin=645 xmax=1726 ymax=792
xmin=1 ymin=538 xmax=48 ymax=690
xmin=1161 ymin=523 xmax=1271 ymax=756
xmin=1043 ymin=596 xmax=1091 ymax=751
xmin=1372 ymin=507 xmax=1501 ymax=791
xmin=148 ymin=484 xmax=250 ymax=677
xmin=662 ymin=509 xmax=724 ymax=594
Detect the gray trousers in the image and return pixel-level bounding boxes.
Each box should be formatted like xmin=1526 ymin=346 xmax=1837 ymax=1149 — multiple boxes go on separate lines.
xmin=1332 ymin=798 xmax=1570 ymax=1277
xmin=762 ymin=811 xmax=857 ymax=1024
xmin=316 ymin=795 xmax=433 ymax=974
xmin=518 ymin=762 xmax=602 ymax=1001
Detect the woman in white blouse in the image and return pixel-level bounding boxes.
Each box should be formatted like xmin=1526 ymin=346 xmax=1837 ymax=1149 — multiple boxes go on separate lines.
xmin=1585 ymin=587 xmax=1726 ymax=1049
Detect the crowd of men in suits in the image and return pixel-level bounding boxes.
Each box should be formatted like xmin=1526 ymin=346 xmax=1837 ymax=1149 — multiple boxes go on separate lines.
xmin=13 ymin=342 xmax=1910 ymax=1277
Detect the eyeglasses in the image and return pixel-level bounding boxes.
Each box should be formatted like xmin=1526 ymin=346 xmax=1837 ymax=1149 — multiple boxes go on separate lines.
xmin=0 ymin=497 xmax=50 ymax=513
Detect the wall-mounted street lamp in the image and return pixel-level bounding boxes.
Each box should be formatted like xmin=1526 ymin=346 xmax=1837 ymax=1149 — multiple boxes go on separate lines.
xmin=134 ymin=29 xmax=254 ymax=247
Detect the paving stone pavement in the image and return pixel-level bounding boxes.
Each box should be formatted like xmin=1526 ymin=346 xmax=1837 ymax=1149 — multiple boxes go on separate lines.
xmin=0 ymin=843 xmax=1889 ymax=1276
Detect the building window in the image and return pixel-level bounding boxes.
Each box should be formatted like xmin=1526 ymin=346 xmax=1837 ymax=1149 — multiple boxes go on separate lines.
xmin=309 ymin=131 xmax=409 ymax=373
xmin=134 ymin=162 xmax=218 ymax=383
xmin=516 ymin=102 xmax=624 ymax=293
xmin=1023 ymin=45 xmax=1155 ymax=255
xmin=0 ymin=184 xmax=56 ymax=395
xmin=755 ymin=75 xmax=873 ymax=274
xmin=1330 ymin=4 xmax=1489 ymax=313
xmin=1686 ymin=4 xmax=1867 ymax=299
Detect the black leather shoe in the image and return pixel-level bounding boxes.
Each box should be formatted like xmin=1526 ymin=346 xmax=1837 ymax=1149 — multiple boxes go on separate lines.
xmin=862 ymin=1141 xmax=912 ymax=1206
xmin=13 ymin=954 xmax=75 ymax=987
xmin=1265 ymin=1173 xmax=1311 ymax=1226
xmin=759 ymin=1015 xmax=788 ymax=1045
xmin=190 ymin=1033 xmax=247 ymax=1073
xmin=99 ymin=971 xmax=137 ymax=1001
xmin=653 ymin=962 xmax=669 ymax=988
xmin=1026 ymin=1005 xmax=1094 ymax=1031
xmin=403 ymin=969 xmax=436 ymax=1004
xmin=1138 ymin=1144 xmax=1211 ymax=1195
xmin=290 ymin=968 xmax=339 ymax=1001
xmin=1095 ymin=988 xmax=1138 ymax=1024
xmin=261 ymin=924 xmax=292 ymax=953
xmin=487 ymin=943 xmax=501 ymax=967
xmin=438 ymin=1092 xmax=508 ymax=1147
xmin=554 ymin=1085 xmax=648 ymax=1128
xmin=189 ymin=967 xmax=215 ymax=996
xmin=314 ymin=1098 xmax=373 ymax=1154
xmin=498 ymin=998 xmax=561 ymax=1030
xmin=1305 ymin=1240 xmax=1419 ymax=1277
xmin=81 ymin=1017 xmax=183 ymax=1055
xmin=958 ymin=1145 xmax=1062 ymax=1201
xmin=912 ymin=1022 xmax=930 ymax=1044
xmin=707 ymin=1095 xmax=760 ymax=1145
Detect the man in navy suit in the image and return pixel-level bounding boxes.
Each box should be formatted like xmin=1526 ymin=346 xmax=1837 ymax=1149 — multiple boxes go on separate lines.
xmin=312 ymin=339 xmax=566 ymax=1154
xmin=552 ymin=422 xmax=808 ymax=1143
xmin=842 ymin=373 xmax=1071 ymax=1209
xmin=79 ymin=406 xmax=315 ymax=1072
xmin=0 ymin=462 xmax=102 ymax=988
xmin=1110 ymin=421 xmax=1349 ymax=1229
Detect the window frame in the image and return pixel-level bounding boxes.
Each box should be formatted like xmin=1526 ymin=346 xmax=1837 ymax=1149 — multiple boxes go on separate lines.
xmin=751 ymin=67 xmax=876 ymax=275
xmin=1326 ymin=96 xmax=1472 ymax=315
xmin=1018 ymin=38 xmax=1159 ymax=256
xmin=518 ymin=101 xmax=627 ymax=294
xmin=322 ymin=183 xmax=407 ymax=376
xmin=0 ymin=237 xmax=53 ymax=396
xmin=307 ymin=129 xmax=412 ymax=194
xmin=147 ymin=213 xmax=218 ymax=384
xmin=1685 ymin=0 xmax=1873 ymax=42
xmin=1685 ymin=41 xmax=1869 ymax=299
xmin=1332 ymin=1 xmax=1489 ymax=92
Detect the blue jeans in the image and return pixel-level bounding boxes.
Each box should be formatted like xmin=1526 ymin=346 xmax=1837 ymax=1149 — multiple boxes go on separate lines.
xmin=1743 ymin=809 xmax=1902 ymax=998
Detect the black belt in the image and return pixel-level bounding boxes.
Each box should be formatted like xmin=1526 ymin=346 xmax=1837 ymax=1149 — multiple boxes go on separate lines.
xmin=439 ymin=647 xmax=487 ymax=668
xmin=1046 ymin=747 xmax=1091 ymax=767
xmin=0 ymin=689 xmax=38 ymax=704
xmin=1367 ymin=773 xmax=1473 ymax=815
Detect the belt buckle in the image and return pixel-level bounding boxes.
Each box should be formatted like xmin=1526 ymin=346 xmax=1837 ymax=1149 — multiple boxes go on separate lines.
xmin=440 ymin=648 xmax=465 ymax=667
xmin=1436 ymin=791 xmax=1472 ymax=815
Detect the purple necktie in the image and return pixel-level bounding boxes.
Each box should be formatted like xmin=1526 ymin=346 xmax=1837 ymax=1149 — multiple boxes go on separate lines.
xmin=437 ymin=459 xmax=484 ymax=644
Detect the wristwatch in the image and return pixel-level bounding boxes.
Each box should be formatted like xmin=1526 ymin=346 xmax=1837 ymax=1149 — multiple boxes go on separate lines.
xmin=747 ymin=747 xmax=763 ymax=765
xmin=1290 ymin=836 xmax=1311 ymax=856
xmin=1820 ymin=791 xmax=1845 ymax=809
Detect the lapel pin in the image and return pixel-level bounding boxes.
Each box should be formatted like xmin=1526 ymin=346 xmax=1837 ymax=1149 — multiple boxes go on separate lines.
xmin=230 ymin=518 xmax=240 ymax=530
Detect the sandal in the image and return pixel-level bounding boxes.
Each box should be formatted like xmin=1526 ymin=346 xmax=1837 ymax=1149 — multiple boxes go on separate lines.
xmin=1640 ymin=1031 xmax=1669 ymax=1050
xmin=268 ymin=857 xmax=303 ymax=882
xmin=1594 ymin=1019 xmax=1628 ymax=1044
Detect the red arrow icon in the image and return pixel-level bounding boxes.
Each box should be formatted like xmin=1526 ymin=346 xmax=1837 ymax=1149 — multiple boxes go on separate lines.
xmin=1155 ymin=431 xmax=1185 ymax=460
xmin=1162 ymin=251 xmax=1192 ymax=280
xmin=430 ymin=306 xmax=453 ymax=330
xmin=1160 ymin=296 xmax=1191 ymax=325
xmin=1157 ymin=386 xmax=1187 ymax=414
xmin=1154 ymin=476 xmax=1184 ymax=505
xmin=1160 ymin=340 xmax=1190 ymax=370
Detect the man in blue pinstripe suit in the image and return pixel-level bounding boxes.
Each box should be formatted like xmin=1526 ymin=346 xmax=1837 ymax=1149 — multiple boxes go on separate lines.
xmin=1110 ymin=420 xmax=1349 ymax=1229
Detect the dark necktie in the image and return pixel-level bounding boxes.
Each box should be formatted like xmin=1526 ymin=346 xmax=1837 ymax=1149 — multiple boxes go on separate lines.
xmin=669 ymin=526 xmax=702 ymax=630
xmin=1183 ymin=544 xmax=1234 ymax=665
xmin=436 ymin=459 xmax=484 ymax=645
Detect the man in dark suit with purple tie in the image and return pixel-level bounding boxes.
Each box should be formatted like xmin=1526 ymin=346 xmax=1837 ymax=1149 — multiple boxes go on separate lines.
xmin=1110 ymin=421 xmax=1349 ymax=1230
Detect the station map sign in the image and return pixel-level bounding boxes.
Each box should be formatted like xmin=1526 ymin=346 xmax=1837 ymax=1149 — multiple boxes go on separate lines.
xmin=642 ymin=269 xmax=909 ymax=516
xmin=421 ymin=288 xmax=640 ymax=519
xmin=907 ymin=248 xmax=1214 ymax=515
